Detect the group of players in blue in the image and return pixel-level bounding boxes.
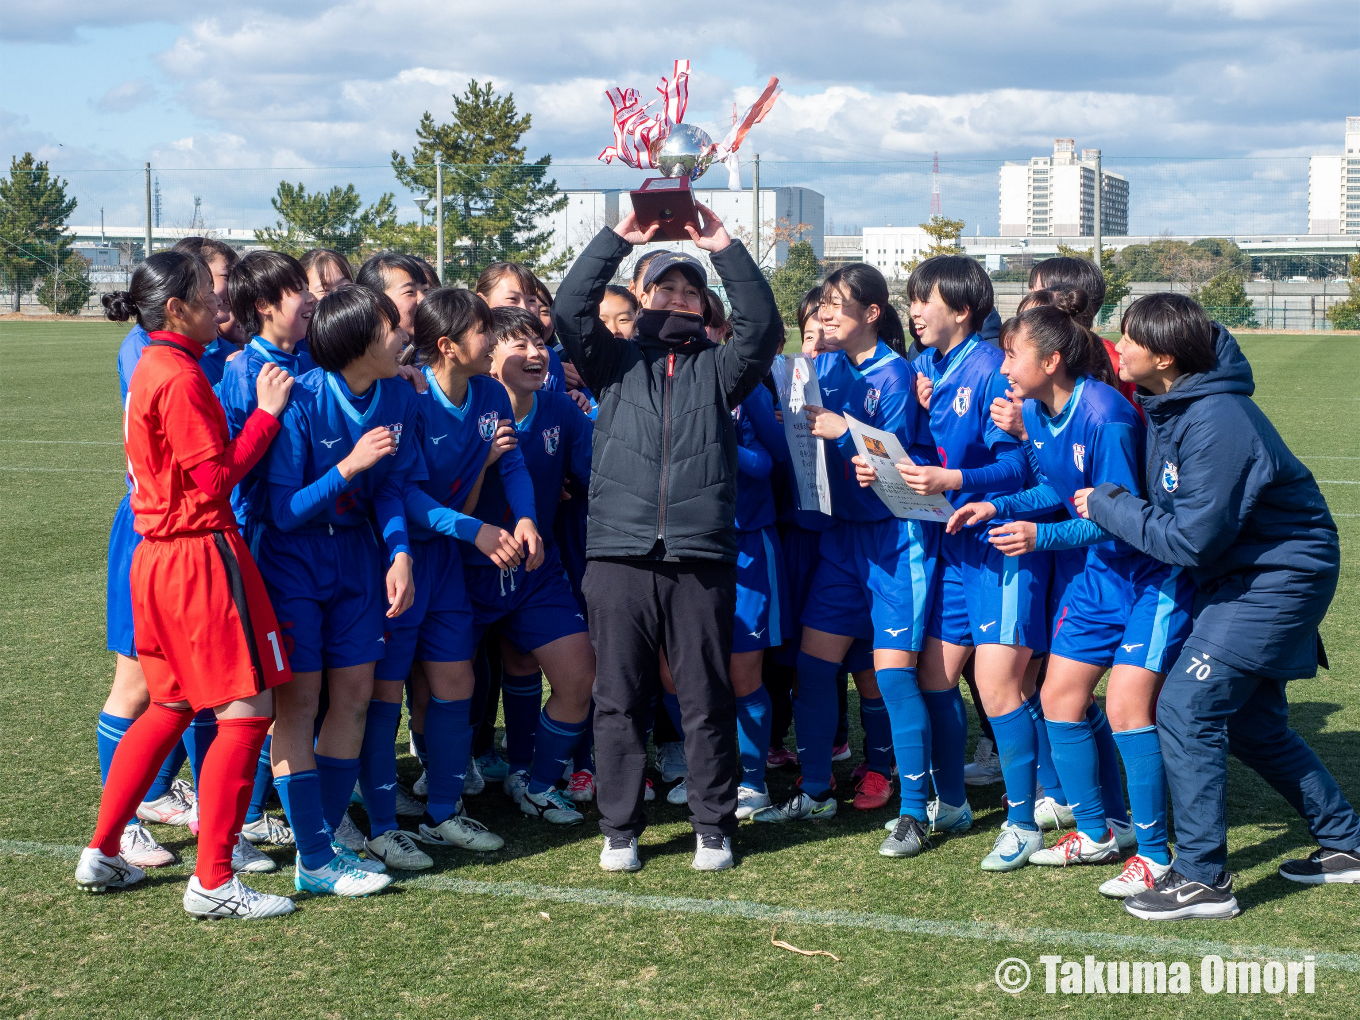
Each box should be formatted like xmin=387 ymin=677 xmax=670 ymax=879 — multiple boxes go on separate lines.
xmin=100 ymin=231 xmax=1336 ymax=914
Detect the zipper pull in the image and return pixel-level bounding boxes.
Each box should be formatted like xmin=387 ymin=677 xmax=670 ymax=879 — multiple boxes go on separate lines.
xmin=667 ymin=352 xmax=675 ymax=378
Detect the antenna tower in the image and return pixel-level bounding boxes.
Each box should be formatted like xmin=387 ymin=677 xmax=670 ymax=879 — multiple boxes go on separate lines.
xmin=930 ymin=151 xmax=941 ymax=217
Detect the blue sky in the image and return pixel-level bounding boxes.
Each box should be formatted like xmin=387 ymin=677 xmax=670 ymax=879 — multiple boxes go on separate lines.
xmin=3 ymin=1 xmax=1356 ymax=235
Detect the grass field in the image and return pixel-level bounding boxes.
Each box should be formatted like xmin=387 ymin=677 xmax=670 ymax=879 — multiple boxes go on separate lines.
xmin=1 ymin=321 xmax=1358 ymax=1020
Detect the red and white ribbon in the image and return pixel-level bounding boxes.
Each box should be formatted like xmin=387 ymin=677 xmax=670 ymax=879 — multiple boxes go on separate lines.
xmin=598 ymin=59 xmax=691 ymax=170
xmin=712 ymin=76 xmax=782 ymax=190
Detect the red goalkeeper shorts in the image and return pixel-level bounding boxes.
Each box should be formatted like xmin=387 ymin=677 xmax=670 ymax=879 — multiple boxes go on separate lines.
xmin=131 ymin=528 xmax=292 ymax=709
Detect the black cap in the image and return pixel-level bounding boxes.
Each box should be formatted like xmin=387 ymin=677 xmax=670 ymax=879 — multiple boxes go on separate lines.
xmin=641 ymin=250 xmax=708 ymax=291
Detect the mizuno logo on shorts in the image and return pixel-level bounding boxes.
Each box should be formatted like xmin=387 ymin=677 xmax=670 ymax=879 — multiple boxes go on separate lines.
xmin=1122 ymin=642 xmax=1144 ymax=652
xmin=749 ymin=629 xmax=765 ymax=639
xmin=884 ymin=627 xmax=909 ymax=637
xmin=978 ymin=621 xmax=996 ymax=632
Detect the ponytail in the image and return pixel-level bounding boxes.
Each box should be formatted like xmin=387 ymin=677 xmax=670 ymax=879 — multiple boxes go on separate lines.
xmin=102 ymin=250 xmax=209 ymax=333
xmin=1013 ymin=288 xmax=1116 ymax=386
xmin=410 ymin=287 xmax=493 ymax=368
xmin=821 ymin=263 xmax=907 ymax=356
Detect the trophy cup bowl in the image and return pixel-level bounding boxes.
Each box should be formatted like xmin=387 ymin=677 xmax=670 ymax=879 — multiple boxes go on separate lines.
xmin=650 ymin=123 xmax=716 ymax=181
xmin=631 ymin=124 xmax=714 ymax=241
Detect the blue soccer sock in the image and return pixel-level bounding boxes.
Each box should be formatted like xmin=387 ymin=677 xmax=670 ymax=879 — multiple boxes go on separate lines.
xmin=1113 ymin=725 xmax=1170 ymax=864
xmin=182 ymin=708 xmax=218 ymax=791
xmin=244 ymin=735 xmax=274 ymax=824
xmin=529 ymin=710 xmax=588 ymax=795
xmin=142 ymin=739 xmax=188 ymax=803
xmin=275 ymin=769 xmax=334 ymax=870
xmin=314 ymin=753 xmax=361 ymax=834
xmin=735 ymin=686 xmax=773 ymax=792
xmin=573 ymin=703 xmax=595 ymax=773
xmin=1087 ymin=702 xmax=1129 ymax=824
xmin=425 ymin=695 xmax=473 ymax=824
xmin=989 ymin=703 xmax=1039 ymax=830
xmin=922 ymin=687 xmax=968 ymax=806
xmin=358 ymin=700 xmax=402 ymax=837
xmin=859 ymin=695 xmax=895 ymax=780
xmin=501 ymin=671 xmax=543 ymax=774
xmin=410 ymin=729 xmax=428 ymax=767
xmin=1026 ymin=691 xmax=1066 ymax=804
xmin=97 ymin=711 xmax=138 ymax=827
xmin=793 ymin=652 xmax=841 ymax=799
xmin=661 ymin=690 xmax=685 ymax=740
xmin=877 ymin=667 xmax=930 ymax=822
xmin=1045 ymin=719 xmax=1107 ymax=840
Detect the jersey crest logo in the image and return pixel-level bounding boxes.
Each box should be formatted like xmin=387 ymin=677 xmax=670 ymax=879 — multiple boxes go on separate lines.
xmin=952 ymin=386 xmax=971 ymax=416
xmin=386 ymin=423 xmax=403 ymax=449
xmin=864 ymin=387 xmax=880 ymax=416
xmin=1162 ymin=460 xmax=1179 ymax=493
xmin=478 ymin=411 xmax=498 ymax=441
xmin=542 ymin=426 xmax=560 ymax=455
xmin=1072 ymin=443 xmax=1086 ymax=472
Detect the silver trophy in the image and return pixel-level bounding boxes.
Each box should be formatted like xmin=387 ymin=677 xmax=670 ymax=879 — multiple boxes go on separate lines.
xmin=649 ymin=123 xmax=716 ymax=181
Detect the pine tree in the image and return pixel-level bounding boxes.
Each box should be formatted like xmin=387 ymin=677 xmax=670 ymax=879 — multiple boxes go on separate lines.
xmin=1195 ymin=271 xmax=1259 ymax=329
xmin=255 ymin=182 xmax=397 ymax=258
xmin=390 ymin=80 xmax=568 ymax=284
xmin=35 ymin=250 xmax=92 ymax=314
xmin=768 ymin=240 xmax=822 ymax=335
xmin=904 ymin=216 xmax=965 ymax=272
xmin=0 ymin=154 xmax=78 ymax=312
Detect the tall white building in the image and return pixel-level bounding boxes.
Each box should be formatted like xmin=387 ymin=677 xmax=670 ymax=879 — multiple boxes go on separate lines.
xmin=1307 ymin=117 xmax=1360 ymax=235
xmin=861 ymin=226 xmax=930 ymax=278
xmin=999 ymin=139 xmax=1129 ymax=237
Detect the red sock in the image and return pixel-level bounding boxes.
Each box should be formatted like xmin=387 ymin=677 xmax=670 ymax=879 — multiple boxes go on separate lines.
xmin=194 ymin=716 xmax=271 ymax=890
xmin=92 ymin=703 xmax=193 ymax=856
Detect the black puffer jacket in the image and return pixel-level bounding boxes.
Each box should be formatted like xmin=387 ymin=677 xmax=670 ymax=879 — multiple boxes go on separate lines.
xmin=554 ymin=227 xmax=782 ymax=562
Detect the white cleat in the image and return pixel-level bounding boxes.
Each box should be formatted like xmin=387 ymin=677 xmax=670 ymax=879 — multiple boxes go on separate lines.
xmin=503 ymin=769 xmax=530 ymax=805
xmin=294 ymin=853 xmax=392 ymax=897
xmin=331 ymin=841 xmax=385 ymax=874
xmin=137 ymin=785 xmax=196 ymax=826
xmin=1033 ymin=795 xmax=1076 ymax=831
xmin=692 ymin=833 xmax=734 ymax=871
xmin=963 ymin=736 xmax=1002 ymax=786
xmin=463 ymin=757 xmax=485 ymax=796
xmin=1099 ymin=854 xmax=1173 ymax=898
xmin=752 ymin=791 xmax=837 ymax=824
xmin=521 ymin=788 xmax=585 ymax=825
xmin=366 ymin=829 xmax=433 ymax=871
xmin=415 ymin=808 xmax=505 ymax=852
xmin=926 ymin=798 xmax=974 ymax=834
xmin=413 ymin=768 xmax=429 ymax=798
xmin=644 ymin=778 xmax=656 ymax=802
xmin=1029 ymin=829 xmax=1121 ymax=867
xmin=333 ymin=813 xmax=367 ymax=853
xmin=394 ymin=784 xmax=425 ymax=818
xmin=184 ymin=874 xmax=294 ymax=920
xmin=75 ymin=847 xmax=145 ymax=893
xmin=1108 ymin=817 xmax=1137 ymax=851
xmin=600 ymin=835 xmax=642 ymax=872
xmin=119 ymin=822 xmax=178 ymax=868
xmin=735 ymin=786 xmax=772 ymax=821
xmin=241 ymin=813 xmax=294 ymax=847
xmin=666 ymin=777 xmax=688 ymax=806
xmin=232 ymin=833 xmax=278 ymax=873
xmin=980 ymin=822 xmax=1044 ymax=872
xmin=565 ymin=769 xmax=596 ymax=803
xmin=657 ymin=741 xmax=687 ymax=783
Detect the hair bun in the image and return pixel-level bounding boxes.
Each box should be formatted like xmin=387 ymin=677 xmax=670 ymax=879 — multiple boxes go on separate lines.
xmin=102 ymin=291 xmax=137 ymax=322
xmin=1051 ymin=288 xmax=1089 ymax=318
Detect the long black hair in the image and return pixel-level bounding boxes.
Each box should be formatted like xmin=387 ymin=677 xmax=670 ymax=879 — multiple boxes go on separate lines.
xmin=409 ymin=287 xmax=494 ymax=367
xmin=1014 ymin=288 xmax=1117 ymax=386
xmin=1000 ymin=303 xmax=1110 ymax=384
xmin=819 ymin=263 xmax=906 ymax=355
xmin=102 ymin=250 xmax=209 ymax=332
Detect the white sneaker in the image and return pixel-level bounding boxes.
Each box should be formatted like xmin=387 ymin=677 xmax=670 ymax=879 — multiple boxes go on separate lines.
xmin=184 ymin=874 xmax=294 ymax=919
xmin=171 ymin=777 xmax=197 ymax=806
xmin=413 ymin=769 xmax=429 ymax=798
xmin=1099 ymin=854 xmax=1173 ymax=898
xmin=735 ymin=786 xmax=771 ymax=821
xmin=1030 ymin=829 xmax=1121 ymax=867
xmin=333 ymin=813 xmax=366 ymax=853
xmin=980 ymin=822 xmax=1044 ymax=872
xmin=294 ymin=853 xmax=392 ymax=897
xmin=366 ymin=829 xmax=433 ymax=871
xmin=644 ymin=778 xmax=656 ymax=802
xmin=331 ymin=841 xmax=385 ymax=874
xmin=137 ymin=785 xmax=195 ymax=826
xmin=463 ymin=757 xmax=485 ymax=796
xmin=666 ymin=777 xmax=688 ymax=806
xmin=600 ymin=835 xmax=641 ymax=872
xmin=926 ymin=798 xmax=974 ymax=834
xmin=963 ymin=736 xmax=1002 ymax=786
xmin=521 ymin=788 xmax=585 ymax=825
xmin=657 ymin=741 xmax=687 ymax=783
xmin=692 ymin=833 xmax=734 ymax=871
xmin=75 ymin=847 xmax=145 ymax=893
xmin=1108 ymin=817 xmax=1137 ymax=851
xmin=503 ymin=769 xmax=530 ymax=804
xmin=416 ymin=809 xmax=505 ymax=851
xmin=565 ymin=769 xmax=596 ymax=803
xmin=241 ymin=813 xmax=294 ymax=846
xmin=232 ymin=833 xmax=277 ymax=873
xmin=394 ymin=784 xmax=425 ymax=817
xmin=1034 ymin=795 xmax=1076 ymax=831
xmin=119 ymin=822 xmax=178 ymax=868
xmin=752 ymin=791 xmax=837 ymax=823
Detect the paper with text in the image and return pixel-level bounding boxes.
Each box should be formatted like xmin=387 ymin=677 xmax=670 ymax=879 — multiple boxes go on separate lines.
xmin=843 ymin=414 xmax=954 ymax=522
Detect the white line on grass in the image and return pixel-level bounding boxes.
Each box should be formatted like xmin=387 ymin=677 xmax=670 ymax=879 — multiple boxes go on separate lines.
xmin=4 ymin=837 xmax=1359 ymax=972
xmin=0 ymin=439 xmax=122 ymax=446
xmin=0 ymin=466 xmax=123 ymax=474
xmin=1318 ymin=479 xmax=1360 ymax=485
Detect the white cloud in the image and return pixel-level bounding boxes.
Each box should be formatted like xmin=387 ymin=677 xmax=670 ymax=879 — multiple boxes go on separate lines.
xmin=94 ymin=78 xmax=155 ymax=113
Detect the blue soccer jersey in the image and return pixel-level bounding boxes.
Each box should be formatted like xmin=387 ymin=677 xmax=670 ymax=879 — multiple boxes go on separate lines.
xmin=467 ymin=390 xmax=590 ymax=559
xmin=733 ymin=383 xmax=782 ymax=533
xmin=216 ymin=336 xmax=318 ymax=526
xmin=197 ymin=337 xmax=236 ymax=387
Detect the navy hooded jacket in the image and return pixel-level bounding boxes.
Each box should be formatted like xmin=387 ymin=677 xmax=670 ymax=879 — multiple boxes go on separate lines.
xmin=1084 ymin=324 xmax=1338 ymax=681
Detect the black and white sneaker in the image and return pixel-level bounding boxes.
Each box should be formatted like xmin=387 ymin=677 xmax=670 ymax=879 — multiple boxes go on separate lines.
xmin=1123 ymin=868 xmax=1241 ymax=920
xmin=878 ymin=815 xmax=932 ymax=858
xmin=1279 ymin=847 xmax=1360 ymax=884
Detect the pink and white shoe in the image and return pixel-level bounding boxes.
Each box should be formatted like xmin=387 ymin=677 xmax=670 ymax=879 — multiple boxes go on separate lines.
xmin=565 ymin=769 xmax=595 ymax=803
xmin=831 ymin=742 xmax=851 ymax=762
xmin=1099 ymin=854 xmax=1173 ymax=898
xmin=119 ymin=822 xmax=179 ymax=868
xmin=766 ymin=746 xmax=799 ymax=769
xmin=1030 ymin=829 xmax=1121 ymax=867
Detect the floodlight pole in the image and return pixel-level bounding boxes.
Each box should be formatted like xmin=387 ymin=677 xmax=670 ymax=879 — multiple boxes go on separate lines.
xmin=1092 ymin=150 xmax=1102 ymax=272
xmin=144 ymin=163 xmax=153 ymax=259
xmin=435 ymin=158 xmax=445 ymax=285
xmin=752 ymin=154 xmax=761 ymax=266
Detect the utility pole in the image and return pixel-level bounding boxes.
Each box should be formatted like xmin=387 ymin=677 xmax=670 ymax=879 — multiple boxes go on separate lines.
xmin=435 ymin=158 xmax=445 ymax=285
xmin=144 ymin=163 xmax=153 ymax=259
xmin=1092 ymin=150 xmax=1103 ymax=272
xmin=752 ymin=154 xmax=761 ymax=266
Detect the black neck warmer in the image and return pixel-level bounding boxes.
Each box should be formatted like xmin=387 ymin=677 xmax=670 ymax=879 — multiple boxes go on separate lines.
xmin=637 ymin=308 xmax=708 ymax=347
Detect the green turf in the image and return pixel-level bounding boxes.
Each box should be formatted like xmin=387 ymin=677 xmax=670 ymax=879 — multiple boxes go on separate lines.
xmin=2 ymin=321 xmax=1358 ymax=1019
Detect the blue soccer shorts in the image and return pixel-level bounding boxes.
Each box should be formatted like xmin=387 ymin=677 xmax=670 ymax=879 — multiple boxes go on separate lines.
xmin=733 ymin=525 xmax=790 ymax=654
xmin=465 ymin=544 xmax=588 ymax=654
xmin=412 ymin=536 xmax=477 ymax=666
xmin=256 ymin=524 xmax=385 ymax=672
xmin=801 ymin=517 xmax=939 ymax=653
xmin=927 ymin=527 xmax=1050 ymax=652
xmin=1050 ymin=553 xmax=1193 ymax=673
xmin=106 ymin=493 xmax=141 ymax=657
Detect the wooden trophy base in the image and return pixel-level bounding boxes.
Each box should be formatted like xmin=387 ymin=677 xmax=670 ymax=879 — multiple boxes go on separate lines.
xmin=630 ymin=177 xmax=700 ymax=241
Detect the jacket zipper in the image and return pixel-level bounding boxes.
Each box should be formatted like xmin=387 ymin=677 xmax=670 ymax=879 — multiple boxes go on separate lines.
xmin=658 ymin=352 xmax=675 ymax=540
